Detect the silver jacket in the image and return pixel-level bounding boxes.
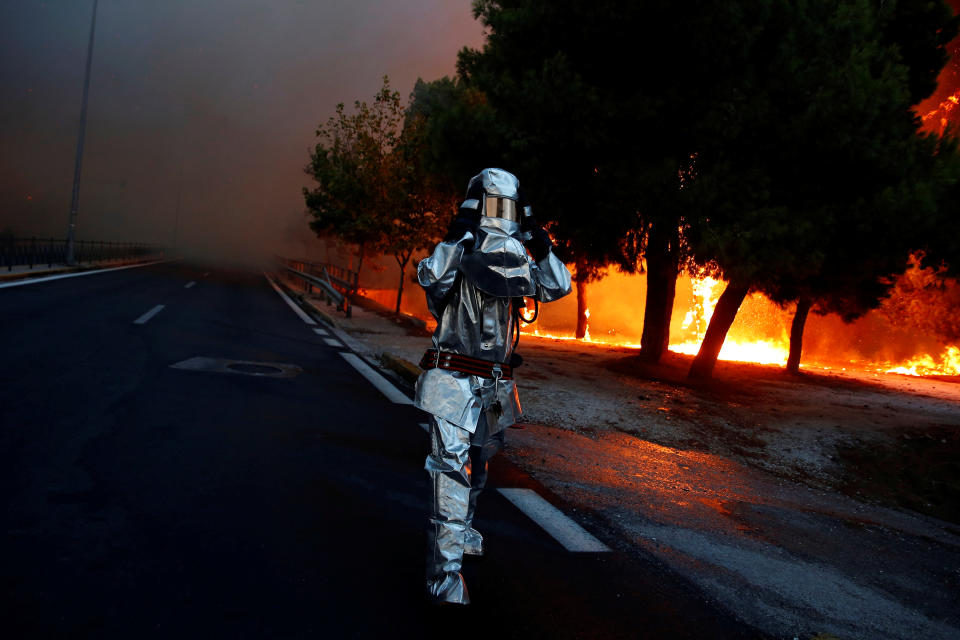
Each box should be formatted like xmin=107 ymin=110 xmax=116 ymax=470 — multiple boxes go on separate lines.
xmin=414 ymin=216 xmax=572 ymax=434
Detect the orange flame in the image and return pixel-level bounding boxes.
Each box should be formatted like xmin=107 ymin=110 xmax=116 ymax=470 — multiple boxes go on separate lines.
xmin=519 ymin=274 xmax=958 ymax=377
xmin=884 ymin=346 xmax=960 ymax=377
xmin=671 ymin=275 xmax=790 ymax=365
xmin=920 ymin=89 xmax=960 ymax=134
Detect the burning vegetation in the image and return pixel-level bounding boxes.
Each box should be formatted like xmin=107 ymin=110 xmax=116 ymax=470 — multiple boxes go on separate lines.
xmin=367 ymin=260 xmax=960 ymax=379
xmin=310 ymin=0 xmax=960 ymax=382
xmin=508 ymin=267 xmax=960 ymax=378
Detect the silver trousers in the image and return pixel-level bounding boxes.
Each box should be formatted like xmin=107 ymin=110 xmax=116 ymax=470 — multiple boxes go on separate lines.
xmin=424 ymin=411 xmax=505 ymax=604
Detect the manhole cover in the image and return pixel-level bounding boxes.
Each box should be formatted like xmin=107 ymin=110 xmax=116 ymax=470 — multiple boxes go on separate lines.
xmin=228 ymin=363 xmax=283 ymax=375
xmin=170 ymin=357 xmax=302 ymax=378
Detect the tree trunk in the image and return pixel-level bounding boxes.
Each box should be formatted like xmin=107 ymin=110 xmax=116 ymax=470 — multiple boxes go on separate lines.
xmin=575 ymin=264 xmax=589 ymax=339
xmin=394 ymin=252 xmax=410 ymax=315
xmin=687 ymin=281 xmax=750 ymax=380
xmin=354 ymin=242 xmax=365 ymax=292
xmin=786 ymin=296 xmax=812 ymax=375
xmin=639 ymin=220 xmax=679 ymax=363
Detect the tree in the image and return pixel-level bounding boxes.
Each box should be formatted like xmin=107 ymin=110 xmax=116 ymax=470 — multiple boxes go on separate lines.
xmin=684 ymin=0 xmax=958 ymax=379
xmin=304 ymin=78 xmax=401 ymax=284
xmin=774 ymin=0 xmax=960 ymax=374
xmin=407 ymin=76 xmax=500 ymax=192
xmin=305 ymin=76 xmax=456 ymax=313
xmin=386 ymin=108 xmax=458 ymax=314
xmin=451 ymin=1 xmax=783 ymax=348
xmin=409 ymin=68 xmax=637 ymax=338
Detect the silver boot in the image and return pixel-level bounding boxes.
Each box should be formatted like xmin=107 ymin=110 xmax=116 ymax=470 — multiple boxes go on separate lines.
xmin=425 ymin=416 xmax=472 ymax=604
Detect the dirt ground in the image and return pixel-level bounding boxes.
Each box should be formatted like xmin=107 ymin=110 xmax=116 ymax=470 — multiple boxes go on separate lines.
xmin=299 ymin=286 xmax=960 ymax=640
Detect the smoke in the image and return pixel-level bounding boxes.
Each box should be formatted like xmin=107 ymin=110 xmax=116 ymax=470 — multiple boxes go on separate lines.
xmin=0 ymin=0 xmax=483 ymax=263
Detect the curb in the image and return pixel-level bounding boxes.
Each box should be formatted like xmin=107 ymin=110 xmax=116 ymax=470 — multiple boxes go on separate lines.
xmin=0 ymin=265 xmax=80 ymax=282
xmin=272 ymin=273 xmax=378 ymax=356
xmin=270 ymin=270 xmax=424 ymax=394
xmin=0 ymin=258 xmax=167 ymax=283
xmin=299 ymin=294 xmax=341 ymax=330
xmin=380 ymin=352 xmax=422 ymax=385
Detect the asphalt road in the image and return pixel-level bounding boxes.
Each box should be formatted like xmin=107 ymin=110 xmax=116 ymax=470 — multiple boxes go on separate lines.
xmin=1 ymin=261 xmax=761 ymax=639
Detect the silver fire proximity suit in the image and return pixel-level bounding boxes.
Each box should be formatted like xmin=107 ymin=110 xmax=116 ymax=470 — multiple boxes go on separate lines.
xmin=415 ymin=168 xmax=572 ymax=604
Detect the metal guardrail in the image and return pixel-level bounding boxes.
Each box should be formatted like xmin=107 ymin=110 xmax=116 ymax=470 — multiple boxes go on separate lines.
xmin=282 ymin=266 xmax=351 ymax=316
xmin=275 ymin=256 xmax=357 ymax=317
xmin=275 ymin=256 xmax=359 ymax=294
xmin=0 ymin=237 xmax=161 ymax=271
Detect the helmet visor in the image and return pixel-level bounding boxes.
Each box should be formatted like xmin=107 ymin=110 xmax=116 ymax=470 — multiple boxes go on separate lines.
xmin=484 ymin=196 xmax=519 ymax=222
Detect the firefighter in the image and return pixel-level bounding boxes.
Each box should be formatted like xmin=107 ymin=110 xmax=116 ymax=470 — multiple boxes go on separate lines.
xmin=415 ymin=168 xmax=572 ymax=604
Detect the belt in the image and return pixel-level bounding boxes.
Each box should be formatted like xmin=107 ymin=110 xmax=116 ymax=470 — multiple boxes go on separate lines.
xmin=419 ymin=349 xmax=514 ymax=380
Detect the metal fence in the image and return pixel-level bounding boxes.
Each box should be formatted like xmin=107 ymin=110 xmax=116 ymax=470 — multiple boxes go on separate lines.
xmin=1 ymin=237 xmax=162 ymax=272
xmin=275 ymin=255 xmax=359 ymax=317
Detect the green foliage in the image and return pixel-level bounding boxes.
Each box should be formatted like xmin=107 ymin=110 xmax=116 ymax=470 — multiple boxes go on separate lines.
xmin=918 ymin=133 xmax=960 ymax=277
xmin=407 ymin=77 xmax=499 ymax=192
xmin=685 ymin=0 xmax=958 ymax=322
xmin=880 ymin=0 xmax=959 ymax=104
xmin=303 ymin=76 xmax=455 ymax=292
xmin=418 ymin=0 xmax=959 ymax=370
xmin=387 ymin=107 xmax=458 ymax=267
xmin=303 ymin=77 xmax=404 ymax=251
xmin=440 ymin=1 xmax=781 ymax=291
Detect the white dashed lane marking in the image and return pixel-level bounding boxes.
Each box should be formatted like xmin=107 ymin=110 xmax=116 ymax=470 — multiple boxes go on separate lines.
xmin=184 ymin=281 xmax=196 ymax=289
xmin=340 ymin=352 xmax=413 ymax=405
xmin=497 ymin=488 xmax=611 ymax=552
xmin=133 ymin=304 xmax=165 ymax=325
xmin=264 ymin=271 xmax=611 ymax=555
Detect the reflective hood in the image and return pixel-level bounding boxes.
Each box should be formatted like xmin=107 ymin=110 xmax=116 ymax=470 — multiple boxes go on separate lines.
xmin=468 ymin=168 xmax=520 ymax=200
xmin=459 ymin=217 xmax=536 ymax=297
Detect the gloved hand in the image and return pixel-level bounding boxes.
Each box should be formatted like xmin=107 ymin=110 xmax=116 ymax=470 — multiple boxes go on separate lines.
xmin=520 ymin=212 xmax=538 ymax=233
xmin=518 ymin=188 xmax=536 ymax=233
xmin=525 ymin=226 xmax=552 ymax=261
xmin=443 ymin=207 xmax=481 ymax=244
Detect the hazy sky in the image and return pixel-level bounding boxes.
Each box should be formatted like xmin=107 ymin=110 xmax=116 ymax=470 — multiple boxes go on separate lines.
xmin=0 ymin=0 xmax=484 ymax=259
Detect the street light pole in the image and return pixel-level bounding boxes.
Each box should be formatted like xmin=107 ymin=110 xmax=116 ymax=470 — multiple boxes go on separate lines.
xmin=66 ymin=0 xmax=99 ymax=266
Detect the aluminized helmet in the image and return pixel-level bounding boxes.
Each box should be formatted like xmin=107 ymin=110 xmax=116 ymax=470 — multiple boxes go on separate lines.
xmin=458 ymin=168 xmax=536 ymax=297
xmin=460 ymin=168 xmax=533 ymax=223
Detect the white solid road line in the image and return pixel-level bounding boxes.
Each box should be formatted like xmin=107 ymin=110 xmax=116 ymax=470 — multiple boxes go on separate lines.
xmin=263 ymin=273 xmax=316 ymax=326
xmin=497 ymin=488 xmax=611 ymax=552
xmin=0 ymin=259 xmax=169 ymax=289
xmin=265 ymin=273 xmax=413 ymax=404
xmin=184 ymin=281 xmax=196 ymax=289
xmin=340 ymin=352 xmax=413 ymax=405
xmin=134 ymin=304 xmax=166 ymax=325
xmin=265 ymin=270 xmax=607 ymax=553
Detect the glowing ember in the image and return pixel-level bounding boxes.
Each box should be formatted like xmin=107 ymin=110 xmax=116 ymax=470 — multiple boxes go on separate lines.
xmin=674 ymin=275 xmax=790 ymax=365
xmin=584 ymin=307 xmax=592 ymax=342
xmin=680 ymin=276 xmax=721 ymax=342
